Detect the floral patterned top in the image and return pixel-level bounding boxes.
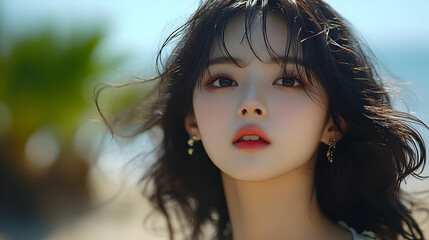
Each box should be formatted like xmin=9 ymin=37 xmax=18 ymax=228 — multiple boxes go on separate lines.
xmin=338 ymin=221 xmax=378 ymax=240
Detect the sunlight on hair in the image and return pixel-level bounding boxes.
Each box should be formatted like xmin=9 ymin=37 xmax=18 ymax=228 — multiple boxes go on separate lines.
xmin=24 ymin=127 xmax=60 ymax=173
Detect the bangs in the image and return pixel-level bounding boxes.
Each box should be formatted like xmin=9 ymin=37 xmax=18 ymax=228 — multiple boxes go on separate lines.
xmin=193 ymin=0 xmax=320 ymax=95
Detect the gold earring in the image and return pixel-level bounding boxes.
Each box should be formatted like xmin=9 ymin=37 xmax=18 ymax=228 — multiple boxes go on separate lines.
xmin=327 ymin=138 xmax=336 ymax=163
xmin=187 ymin=136 xmax=197 ymax=155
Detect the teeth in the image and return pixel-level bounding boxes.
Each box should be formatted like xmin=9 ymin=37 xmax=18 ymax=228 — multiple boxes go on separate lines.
xmin=240 ymin=135 xmax=261 ymax=141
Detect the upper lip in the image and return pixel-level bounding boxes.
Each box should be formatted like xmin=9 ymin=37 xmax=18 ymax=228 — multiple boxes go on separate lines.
xmin=233 ymin=125 xmax=270 ymax=143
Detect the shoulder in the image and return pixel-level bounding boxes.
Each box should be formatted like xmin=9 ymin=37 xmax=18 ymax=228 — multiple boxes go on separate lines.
xmin=338 ymin=221 xmax=378 ymax=240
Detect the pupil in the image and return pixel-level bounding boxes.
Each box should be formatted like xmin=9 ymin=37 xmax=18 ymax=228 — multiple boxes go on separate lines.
xmin=219 ymin=78 xmax=232 ymax=87
xmin=283 ymin=78 xmax=294 ymax=86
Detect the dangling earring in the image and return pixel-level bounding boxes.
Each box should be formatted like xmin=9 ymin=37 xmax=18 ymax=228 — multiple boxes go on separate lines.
xmin=327 ymin=138 xmax=336 ymax=163
xmin=187 ymin=136 xmax=197 ymax=155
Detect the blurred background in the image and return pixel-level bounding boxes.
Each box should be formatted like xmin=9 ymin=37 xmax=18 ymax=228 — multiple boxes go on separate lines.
xmin=0 ymin=0 xmax=428 ymax=239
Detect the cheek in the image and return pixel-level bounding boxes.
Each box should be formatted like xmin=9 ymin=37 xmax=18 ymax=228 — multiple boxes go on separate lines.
xmin=273 ymin=95 xmax=326 ymax=135
xmin=193 ymin=90 xmax=235 ymax=143
xmin=270 ymin=93 xmax=327 ymax=161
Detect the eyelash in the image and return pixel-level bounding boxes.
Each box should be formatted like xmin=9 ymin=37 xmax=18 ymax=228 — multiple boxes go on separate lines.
xmin=204 ymin=74 xmax=304 ymax=88
xmin=204 ymin=74 xmax=237 ymax=88
xmin=274 ymin=76 xmax=303 ymax=88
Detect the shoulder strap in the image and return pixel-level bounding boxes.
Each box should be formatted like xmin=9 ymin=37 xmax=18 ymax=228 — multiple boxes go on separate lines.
xmin=338 ymin=221 xmax=377 ymax=240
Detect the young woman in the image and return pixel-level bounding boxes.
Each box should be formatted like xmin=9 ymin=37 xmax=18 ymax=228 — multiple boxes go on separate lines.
xmin=97 ymin=0 xmax=428 ymax=239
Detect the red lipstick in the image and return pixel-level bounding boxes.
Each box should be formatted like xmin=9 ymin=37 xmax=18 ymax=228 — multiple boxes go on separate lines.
xmin=233 ymin=125 xmax=270 ymax=150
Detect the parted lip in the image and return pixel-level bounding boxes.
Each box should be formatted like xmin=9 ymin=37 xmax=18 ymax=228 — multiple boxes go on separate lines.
xmin=233 ymin=125 xmax=270 ymax=143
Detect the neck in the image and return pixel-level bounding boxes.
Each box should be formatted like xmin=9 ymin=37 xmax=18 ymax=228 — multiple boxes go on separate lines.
xmin=221 ymin=161 xmax=352 ymax=240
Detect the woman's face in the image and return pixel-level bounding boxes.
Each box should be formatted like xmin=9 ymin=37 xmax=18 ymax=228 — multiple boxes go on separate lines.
xmin=188 ymin=13 xmax=332 ymax=181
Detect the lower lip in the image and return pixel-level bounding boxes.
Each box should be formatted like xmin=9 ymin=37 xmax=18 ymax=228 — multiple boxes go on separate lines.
xmin=233 ymin=140 xmax=270 ymax=150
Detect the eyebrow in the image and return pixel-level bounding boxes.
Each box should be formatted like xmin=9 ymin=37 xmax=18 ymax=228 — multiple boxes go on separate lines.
xmin=208 ymin=56 xmax=305 ymax=67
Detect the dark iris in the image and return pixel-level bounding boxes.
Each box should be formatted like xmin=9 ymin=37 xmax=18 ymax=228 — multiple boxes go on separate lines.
xmin=281 ymin=78 xmax=296 ymax=86
xmin=217 ymin=77 xmax=234 ymax=87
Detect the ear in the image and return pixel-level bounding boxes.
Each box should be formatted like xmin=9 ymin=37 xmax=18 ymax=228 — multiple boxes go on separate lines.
xmin=184 ymin=112 xmax=201 ymax=141
xmin=320 ymin=115 xmax=347 ymax=145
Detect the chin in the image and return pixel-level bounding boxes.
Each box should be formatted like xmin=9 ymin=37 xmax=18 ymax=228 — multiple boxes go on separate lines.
xmin=220 ymin=166 xmax=294 ymax=182
xmin=218 ymin=157 xmax=314 ymax=182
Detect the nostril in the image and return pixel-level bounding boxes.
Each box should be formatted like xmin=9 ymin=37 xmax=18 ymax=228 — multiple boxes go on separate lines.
xmin=255 ymin=109 xmax=262 ymax=115
xmin=242 ymin=109 xmax=247 ymax=115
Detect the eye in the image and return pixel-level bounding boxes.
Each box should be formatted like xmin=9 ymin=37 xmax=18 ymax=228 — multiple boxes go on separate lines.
xmin=208 ymin=75 xmax=238 ymax=88
xmin=273 ymin=77 xmax=302 ymax=87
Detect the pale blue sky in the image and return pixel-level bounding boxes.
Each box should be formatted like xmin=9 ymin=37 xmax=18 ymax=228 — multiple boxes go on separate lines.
xmin=2 ymin=0 xmax=429 ymax=73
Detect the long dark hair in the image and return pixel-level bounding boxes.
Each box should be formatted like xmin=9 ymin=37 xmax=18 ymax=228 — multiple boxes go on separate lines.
xmin=96 ymin=0 xmax=429 ymax=239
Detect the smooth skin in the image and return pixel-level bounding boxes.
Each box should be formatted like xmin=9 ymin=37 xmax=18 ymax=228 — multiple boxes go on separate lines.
xmin=185 ymin=13 xmax=352 ymax=240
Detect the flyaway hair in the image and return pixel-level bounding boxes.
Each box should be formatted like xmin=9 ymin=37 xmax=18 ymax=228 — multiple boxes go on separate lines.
xmin=95 ymin=0 xmax=429 ymax=239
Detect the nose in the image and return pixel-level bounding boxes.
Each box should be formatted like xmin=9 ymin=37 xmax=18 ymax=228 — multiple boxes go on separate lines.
xmin=237 ymin=73 xmax=268 ymax=118
xmin=237 ymin=100 xmax=268 ymax=118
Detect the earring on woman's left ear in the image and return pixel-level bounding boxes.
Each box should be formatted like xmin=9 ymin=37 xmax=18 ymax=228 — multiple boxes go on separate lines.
xmin=327 ymin=138 xmax=336 ymax=163
xmin=188 ymin=136 xmax=197 ymax=155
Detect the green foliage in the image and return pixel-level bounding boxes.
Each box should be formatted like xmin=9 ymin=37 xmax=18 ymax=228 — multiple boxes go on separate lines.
xmin=0 ymin=27 xmax=124 ymax=141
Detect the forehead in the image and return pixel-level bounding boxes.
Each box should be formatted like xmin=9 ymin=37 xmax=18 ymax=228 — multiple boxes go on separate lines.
xmin=210 ymin=12 xmax=303 ymax=64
